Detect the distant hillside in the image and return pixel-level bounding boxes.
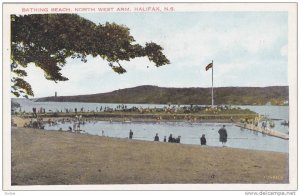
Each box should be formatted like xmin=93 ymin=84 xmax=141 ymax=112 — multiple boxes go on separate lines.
xmin=36 ymin=85 xmax=289 ymax=105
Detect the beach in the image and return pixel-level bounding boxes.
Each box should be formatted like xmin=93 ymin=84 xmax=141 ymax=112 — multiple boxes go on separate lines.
xmin=11 ymin=117 xmax=289 ymax=185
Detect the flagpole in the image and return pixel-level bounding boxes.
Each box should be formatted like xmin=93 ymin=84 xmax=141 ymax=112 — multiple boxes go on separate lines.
xmin=211 ymin=60 xmax=214 ymax=108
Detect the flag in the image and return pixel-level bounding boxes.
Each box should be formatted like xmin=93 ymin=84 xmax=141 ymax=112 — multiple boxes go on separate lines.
xmin=205 ymin=62 xmax=213 ymax=71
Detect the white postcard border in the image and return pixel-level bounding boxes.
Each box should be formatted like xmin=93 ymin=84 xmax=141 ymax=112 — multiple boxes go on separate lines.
xmin=2 ymin=2 xmax=298 ymax=191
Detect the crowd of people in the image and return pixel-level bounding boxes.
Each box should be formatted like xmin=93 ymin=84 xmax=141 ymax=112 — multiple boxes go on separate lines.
xmin=25 ymin=104 xmax=232 ymax=147
xmin=24 ymin=115 xmax=229 ymax=146
xmin=25 ymin=104 xmax=233 ymax=147
xmin=15 ymin=103 xmax=286 ymax=148
xmin=128 ymin=130 xmax=182 ymax=143
xmin=127 ymin=125 xmax=228 ymax=146
xmin=13 ymin=104 xmax=240 ymax=116
xmin=23 ymin=117 xmax=44 ymax=129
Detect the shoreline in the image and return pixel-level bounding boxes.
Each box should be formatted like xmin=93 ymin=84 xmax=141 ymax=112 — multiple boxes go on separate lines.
xmin=45 ymin=128 xmax=290 ymax=154
xmin=11 ymin=116 xmax=288 ymax=153
xmin=12 ymin=112 xmax=257 ymax=123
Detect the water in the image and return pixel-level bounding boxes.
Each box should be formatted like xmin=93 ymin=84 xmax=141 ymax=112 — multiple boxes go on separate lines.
xmin=239 ymin=105 xmax=289 ymax=133
xmin=44 ymin=120 xmax=288 ymax=153
xmin=12 ymin=99 xmax=289 ymax=153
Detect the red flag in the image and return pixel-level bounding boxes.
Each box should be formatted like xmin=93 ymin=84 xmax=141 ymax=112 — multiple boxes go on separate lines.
xmin=205 ymin=62 xmax=213 ymax=71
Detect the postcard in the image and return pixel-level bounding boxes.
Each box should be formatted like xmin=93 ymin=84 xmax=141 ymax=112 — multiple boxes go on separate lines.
xmin=2 ymin=2 xmax=298 ymax=192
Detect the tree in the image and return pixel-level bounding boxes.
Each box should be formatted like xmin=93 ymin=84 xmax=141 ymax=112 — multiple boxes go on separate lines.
xmin=11 ymin=14 xmax=170 ymax=98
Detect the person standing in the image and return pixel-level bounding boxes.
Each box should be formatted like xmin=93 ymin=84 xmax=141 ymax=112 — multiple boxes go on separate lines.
xmin=73 ymin=122 xmax=76 ymax=131
xmin=154 ymin=133 xmax=159 ymax=141
xmin=129 ymin=129 xmax=133 ymax=139
xmin=32 ymin=107 xmax=37 ymax=118
xmin=218 ymin=125 xmax=228 ymax=146
xmin=200 ymin=134 xmax=206 ymax=145
xmin=176 ymin=136 xmax=181 ymax=143
xmin=168 ymin=134 xmax=173 ymax=142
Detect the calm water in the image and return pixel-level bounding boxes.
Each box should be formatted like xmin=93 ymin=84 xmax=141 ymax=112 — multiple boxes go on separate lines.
xmin=13 ymin=99 xmax=289 ymax=153
xmin=44 ymin=121 xmax=288 ymax=153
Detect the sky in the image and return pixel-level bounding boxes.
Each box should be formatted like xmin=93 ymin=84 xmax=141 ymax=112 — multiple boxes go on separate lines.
xmin=22 ymin=11 xmax=288 ymax=97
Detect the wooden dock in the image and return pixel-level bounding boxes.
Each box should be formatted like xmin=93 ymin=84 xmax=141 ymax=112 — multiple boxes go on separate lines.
xmin=235 ymin=123 xmax=289 ymax=140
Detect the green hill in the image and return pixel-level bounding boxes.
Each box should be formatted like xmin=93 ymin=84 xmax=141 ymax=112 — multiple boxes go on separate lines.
xmin=36 ymin=85 xmax=289 ymax=105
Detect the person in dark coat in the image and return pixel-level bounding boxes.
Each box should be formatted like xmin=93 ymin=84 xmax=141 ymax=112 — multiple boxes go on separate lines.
xmin=218 ymin=125 xmax=228 ymax=146
xmin=175 ymin=136 xmax=181 ymax=143
xmin=200 ymin=134 xmax=206 ymax=145
xmin=154 ymin=133 xmax=159 ymax=141
xmin=168 ymin=134 xmax=173 ymax=142
xmin=32 ymin=107 xmax=37 ymax=118
xmin=129 ymin=129 xmax=133 ymax=139
xmin=163 ymin=136 xmax=167 ymax=142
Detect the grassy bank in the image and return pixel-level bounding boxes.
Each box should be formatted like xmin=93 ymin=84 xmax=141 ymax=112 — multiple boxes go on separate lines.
xmin=11 ymin=127 xmax=288 ymax=185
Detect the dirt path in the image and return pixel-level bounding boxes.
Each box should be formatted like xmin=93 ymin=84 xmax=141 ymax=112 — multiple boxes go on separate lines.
xmin=11 ymin=127 xmax=288 ymax=185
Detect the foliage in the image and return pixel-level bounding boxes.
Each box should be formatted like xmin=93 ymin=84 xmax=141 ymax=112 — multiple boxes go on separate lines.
xmin=11 ymin=14 xmax=170 ymax=97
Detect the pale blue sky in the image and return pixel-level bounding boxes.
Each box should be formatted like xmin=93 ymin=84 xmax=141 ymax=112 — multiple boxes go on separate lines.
xmin=24 ymin=12 xmax=288 ymax=97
